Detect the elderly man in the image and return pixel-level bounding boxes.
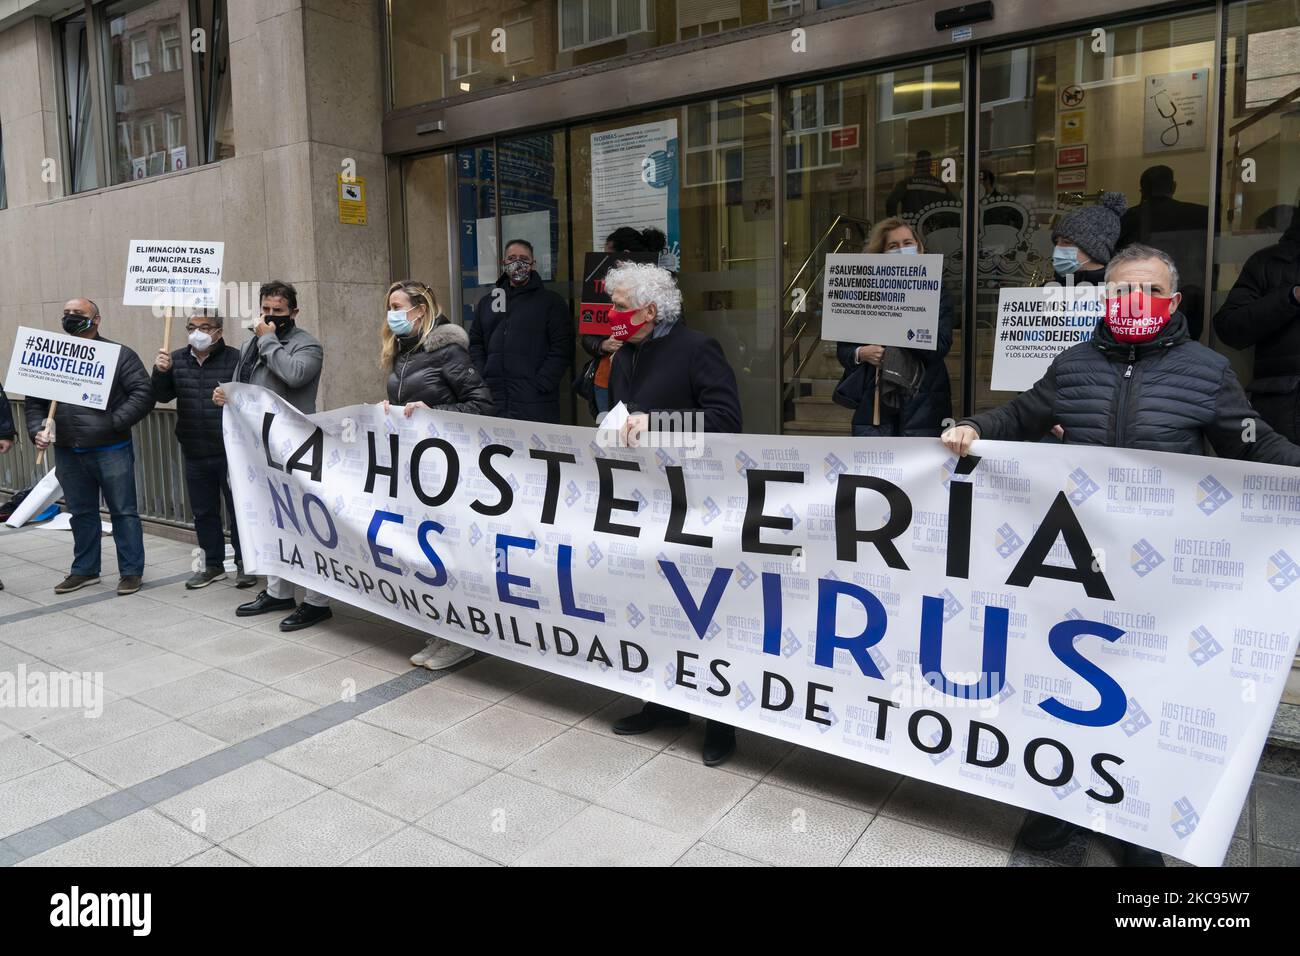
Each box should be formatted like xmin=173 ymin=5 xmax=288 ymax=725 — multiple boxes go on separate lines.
xmin=601 ymin=261 xmax=744 ymax=766
xmin=213 ymin=280 xmax=329 ymax=632
xmin=941 ymin=244 xmax=1300 ymax=865
xmin=25 ymin=298 xmax=153 ymax=595
xmin=153 ymin=309 xmax=255 ymax=590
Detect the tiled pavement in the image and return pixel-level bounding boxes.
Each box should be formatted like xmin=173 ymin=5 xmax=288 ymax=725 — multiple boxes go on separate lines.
xmin=0 ymin=524 xmax=1297 ymax=867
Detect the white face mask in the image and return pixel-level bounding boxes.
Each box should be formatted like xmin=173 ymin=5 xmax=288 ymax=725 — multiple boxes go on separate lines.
xmin=188 ymin=330 xmax=214 ymax=351
xmin=888 ymin=244 xmax=919 ymax=255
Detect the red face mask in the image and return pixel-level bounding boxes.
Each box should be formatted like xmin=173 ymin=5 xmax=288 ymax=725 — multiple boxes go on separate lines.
xmin=1103 ymin=289 xmax=1176 ymax=343
xmin=607 ymin=306 xmax=647 ymax=341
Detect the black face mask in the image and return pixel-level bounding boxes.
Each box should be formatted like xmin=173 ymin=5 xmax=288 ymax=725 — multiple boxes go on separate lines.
xmin=62 ymin=312 xmax=94 ymax=335
xmin=266 ymin=314 xmax=294 ymax=334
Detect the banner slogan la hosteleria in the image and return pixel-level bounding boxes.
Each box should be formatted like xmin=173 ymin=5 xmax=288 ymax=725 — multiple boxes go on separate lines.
xmin=222 ymin=383 xmax=1300 ymax=865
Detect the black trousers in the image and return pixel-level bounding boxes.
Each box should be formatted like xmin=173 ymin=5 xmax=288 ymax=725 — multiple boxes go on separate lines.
xmin=185 ymin=454 xmax=241 ymax=569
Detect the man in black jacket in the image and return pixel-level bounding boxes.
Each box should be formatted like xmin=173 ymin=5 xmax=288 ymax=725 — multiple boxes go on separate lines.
xmin=0 ymin=383 xmax=14 ymax=591
xmin=26 ymin=299 xmax=154 ymax=596
xmin=941 ymin=245 xmax=1300 ymax=866
xmin=1212 ymin=211 xmax=1300 ymax=442
xmin=468 ymin=239 xmax=573 ymax=423
xmin=153 ymin=310 xmax=256 ymax=590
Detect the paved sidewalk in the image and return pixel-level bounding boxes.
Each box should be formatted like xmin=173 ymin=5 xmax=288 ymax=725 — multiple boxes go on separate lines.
xmin=0 ymin=523 xmax=1295 ymax=867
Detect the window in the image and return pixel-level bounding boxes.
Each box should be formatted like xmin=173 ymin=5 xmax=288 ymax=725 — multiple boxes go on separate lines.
xmin=684 ymin=98 xmax=745 ymax=185
xmin=560 ymin=0 xmax=649 ymax=51
xmin=60 ymin=11 xmax=100 ymax=192
xmin=504 ymin=17 xmax=534 ymax=65
xmin=678 ymin=0 xmax=741 ymax=40
xmin=784 ymin=82 xmax=843 ymax=171
xmin=451 ymin=26 xmax=478 ymax=78
xmin=1244 ymin=24 xmax=1300 ymax=109
xmin=1074 ymin=27 xmax=1141 ymax=88
xmin=768 ymin=0 xmax=802 ymax=17
xmin=161 ymin=25 xmax=182 ymax=72
xmin=131 ymin=34 xmax=151 ymax=79
xmin=195 ymin=0 xmax=235 ymax=163
xmin=878 ymin=63 xmax=964 ymax=120
xmin=165 ymin=111 xmax=184 ymax=148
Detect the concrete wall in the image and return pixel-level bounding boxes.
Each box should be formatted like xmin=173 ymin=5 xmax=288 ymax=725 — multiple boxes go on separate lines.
xmin=0 ymin=0 xmax=391 ymax=412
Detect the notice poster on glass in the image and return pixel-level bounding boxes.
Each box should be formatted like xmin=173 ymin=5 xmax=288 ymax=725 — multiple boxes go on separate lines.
xmin=590 ymin=119 xmax=680 ymax=265
xmin=475 ymin=209 xmax=554 ymax=285
xmin=1143 ymin=69 xmax=1208 ymax=154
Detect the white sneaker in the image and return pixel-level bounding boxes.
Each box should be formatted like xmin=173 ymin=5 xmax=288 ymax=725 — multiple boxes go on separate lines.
xmin=422 ymin=639 xmax=475 ymax=671
xmin=410 ymin=638 xmax=444 ymax=667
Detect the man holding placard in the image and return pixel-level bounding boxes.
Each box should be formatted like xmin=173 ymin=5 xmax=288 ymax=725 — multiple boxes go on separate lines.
xmin=23 ymin=299 xmax=153 ymax=595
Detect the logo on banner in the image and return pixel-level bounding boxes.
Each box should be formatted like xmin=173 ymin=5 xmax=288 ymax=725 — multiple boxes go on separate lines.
xmin=586 ymin=542 xmax=603 ymax=569
xmin=782 ymin=628 xmax=802 ymax=658
xmin=1066 ymin=467 xmax=1100 ymax=505
xmin=1052 ymin=767 xmax=1082 ymax=800
xmin=994 ymin=523 xmax=1025 ymax=558
xmin=626 ymin=603 xmax=645 ymax=628
xmin=824 ymin=453 xmax=848 ymax=482
xmin=818 ymin=707 xmax=839 ymax=734
xmin=1130 ymin=539 xmax=1164 ymax=576
xmin=1171 ymin=797 xmax=1200 ymax=839
xmin=655 ymin=448 xmax=677 ymax=472
xmin=736 ymin=451 xmax=758 ymax=476
xmin=1195 ymin=475 xmax=1233 ymax=515
xmin=468 ymin=523 xmax=483 ymax=547
xmin=564 ymin=480 xmax=582 ymax=507
xmin=1188 ymin=625 xmax=1223 ymax=666
xmin=938 ymin=588 xmax=964 ymax=622
xmin=735 ymin=681 xmax=756 ymax=710
xmin=701 ymin=497 xmax=721 ymax=525
xmin=1266 ymin=550 xmax=1299 ymax=592
xmin=1120 ymin=697 xmax=1152 ymax=736
xmin=928 ymin=730 xmax=954 ymax=764
xmin=734 ymin=561 xmax=757 ymax=589
xmin=940 ymin=456 xmax=958 ymax=490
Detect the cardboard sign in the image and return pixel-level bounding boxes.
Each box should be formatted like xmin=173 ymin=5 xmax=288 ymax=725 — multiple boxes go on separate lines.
xmin=821 ymin=253 xmax=943 ymax=349
xmin=991 ymin=285 xmax=1104 ymax=391
xmin=578 ymin=251 xmax=658 ymax=336
xmin=122 ymin=240 xmax=224 ymax=310
xmin=6 ymin=326 xmax=121 ymax=409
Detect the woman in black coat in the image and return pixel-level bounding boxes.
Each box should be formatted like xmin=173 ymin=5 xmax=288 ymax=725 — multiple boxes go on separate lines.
xmin=836 ymin=218 xmax=953 ymax=437
xmin=602 ymin=261 xmax=743 ymax=767
xmin=380 ymin=280 xmax=493 ymax=672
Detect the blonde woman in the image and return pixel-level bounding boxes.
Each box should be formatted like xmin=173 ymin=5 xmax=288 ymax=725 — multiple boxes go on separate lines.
xmin=835 ymin=217 xmax=954 ymax=437
xmin=379 ymin=280 xmax=492 ymax=670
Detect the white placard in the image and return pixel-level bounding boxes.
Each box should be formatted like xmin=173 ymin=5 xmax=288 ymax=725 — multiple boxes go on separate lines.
xmin=821 ymin=253 xmax=943 ymax=349
xmin=122 ymin=239 xmax=225 ymax=310
xmin=992 ymin=285 xmax=1105 ymax=392
xmin=1143 ymin=69 xmax=1208 ymax=154
xmin=5 ymin=326 xmax=121 ymax=409
xmin=223 ymin=382 xmax=1300 ymax=866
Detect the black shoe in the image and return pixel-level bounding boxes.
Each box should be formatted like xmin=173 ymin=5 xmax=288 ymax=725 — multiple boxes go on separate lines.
xmin=234 ymin=562 xmax=258 ymax=589
xmin=1019 ymin=812 xmax=1080 ymax=851
xmin=186 ymin=567 xmax=227 ymax=590
xmin=54 ymin=574 xmax=100 ymax=594
xmin=117 ymin=575 xmax=143 ymax=596
xmin=1121 ymin=842 xmax=1166 ymax=867
xmin=279 ymin=603 xmax=332 ymax=632
xmin=612 ymin=701 xmax=691 ymax=736
xmin=702 ymin=721 xmax=737 ymax=767
xmin=235 ymin=590 xmax=296 ymax=617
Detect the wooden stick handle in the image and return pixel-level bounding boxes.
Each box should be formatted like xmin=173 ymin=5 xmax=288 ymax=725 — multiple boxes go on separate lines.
xmin=872 ymin=368 xmax=882 ymax=427
xmin=35 ymin=400 xmax=57 ymax=466
xmin=162 ymin=305 xmax=173 ymax=353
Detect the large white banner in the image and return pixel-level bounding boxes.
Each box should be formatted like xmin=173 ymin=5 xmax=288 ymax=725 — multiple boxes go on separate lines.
xmin=222 ymin=383 xmax=1300 ymax=866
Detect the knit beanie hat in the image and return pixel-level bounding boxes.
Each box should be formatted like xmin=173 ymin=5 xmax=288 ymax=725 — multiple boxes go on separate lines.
xmin=1055 ymin=191 xmax=1128 ymax=265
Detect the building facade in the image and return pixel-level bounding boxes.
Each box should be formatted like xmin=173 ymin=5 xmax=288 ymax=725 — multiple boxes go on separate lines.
xmin=1 ymin=0 xmax=1298 ymax=697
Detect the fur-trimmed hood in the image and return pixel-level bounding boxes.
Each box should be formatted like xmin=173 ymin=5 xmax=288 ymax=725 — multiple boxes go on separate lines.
xmin=420 ymin=320 xmax=470 ymax=352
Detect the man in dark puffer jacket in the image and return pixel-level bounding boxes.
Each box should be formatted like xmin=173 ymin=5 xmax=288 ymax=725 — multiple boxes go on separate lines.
xmin=469 ymin=239 xmax=573 ymax=423
xmin=1212 ymin=210 xmax=1300 ymax=443
xmin=26 ymin=299 xmax=154 ymax=596
xmin=942 ymin=245 xmax=1300 ymax=867
xmin=152 ymin=309 xmax=255 ymax=590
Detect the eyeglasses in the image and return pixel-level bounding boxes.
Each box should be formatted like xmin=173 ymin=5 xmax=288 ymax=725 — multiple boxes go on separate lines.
xmin=504 ymin=255 xmax=533 ymax=264
xmin=185 ymin=324 xmax=220 ymax=333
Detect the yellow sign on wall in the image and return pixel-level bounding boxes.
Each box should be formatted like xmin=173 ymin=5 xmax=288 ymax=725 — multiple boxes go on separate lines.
xmin=1058 ymin=110 xmax=1086 ymax=145
xmin=338 ymin=175 xmax=366 ymax=225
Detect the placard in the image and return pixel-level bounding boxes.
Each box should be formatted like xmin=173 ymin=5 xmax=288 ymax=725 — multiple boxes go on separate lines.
xmin=821 ymin=253 xmax=943 ymax=349
xmin=578 ymin=251 xmax=658 ymax=336
xmin=122 ymin=240 xmax=224 ymax=310
xmin=5 ymin=326 xmax=121 ymax=409
xmin=991 ymin=285 xmax=1104 ymax=392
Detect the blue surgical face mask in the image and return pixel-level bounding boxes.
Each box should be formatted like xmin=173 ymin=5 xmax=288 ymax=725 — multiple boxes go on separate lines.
xmin=1053 ymin=245 xmax=1080 ymax=276
xmin=888 ymin=244 xmax=919 ymax=255
xmin=387 ymin=308 xmax=414 ymax=336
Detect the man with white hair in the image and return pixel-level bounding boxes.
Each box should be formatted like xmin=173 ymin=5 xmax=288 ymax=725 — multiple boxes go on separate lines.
xmin=941 ymin=243 xmax=1300 ymax=864
xmin=602 ymin=261 xmax=743 ymax=766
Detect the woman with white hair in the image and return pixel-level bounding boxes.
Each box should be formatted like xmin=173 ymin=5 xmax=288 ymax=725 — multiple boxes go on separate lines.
xmin=601 ymin=261 xmax=743 ymax=766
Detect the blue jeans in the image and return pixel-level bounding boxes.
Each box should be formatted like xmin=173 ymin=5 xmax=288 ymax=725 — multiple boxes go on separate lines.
xmin=185 ymin=454 xmax=241 ymax=569
xmin=55 ymin=444 xmax=145 ymax=577
xmin=594 ymin=385 xmax=611 ymax=415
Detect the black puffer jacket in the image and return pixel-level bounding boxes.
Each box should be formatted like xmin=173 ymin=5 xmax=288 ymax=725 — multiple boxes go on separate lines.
xmin=468 ymin=271 xmax=573 ymax=423
xmin=1212 ymin=218 xmax=1300 ymax=441
xmin=151 ymin=340 xmax=240 ymax=459
xmin=836 ymin=287 xmax=955 ymax=437
xmin=962 ymin=313 xmax=1300 ymax=465
xmin=387 ymin=320 xmax=494 ymax=414
xmin=24 ymin=335 xmax=153 ymax=449
xmin=0 ymin=383 xmax=14 ymax=441
xmin=609 ymin=321 xmax=742 ymax=434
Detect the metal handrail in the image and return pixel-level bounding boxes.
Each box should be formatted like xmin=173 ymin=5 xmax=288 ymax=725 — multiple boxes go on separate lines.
xmin=782 ymin=213 xmax=872 ymax=301
xmin=0 ymin=401 xmax=194 ymax=528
